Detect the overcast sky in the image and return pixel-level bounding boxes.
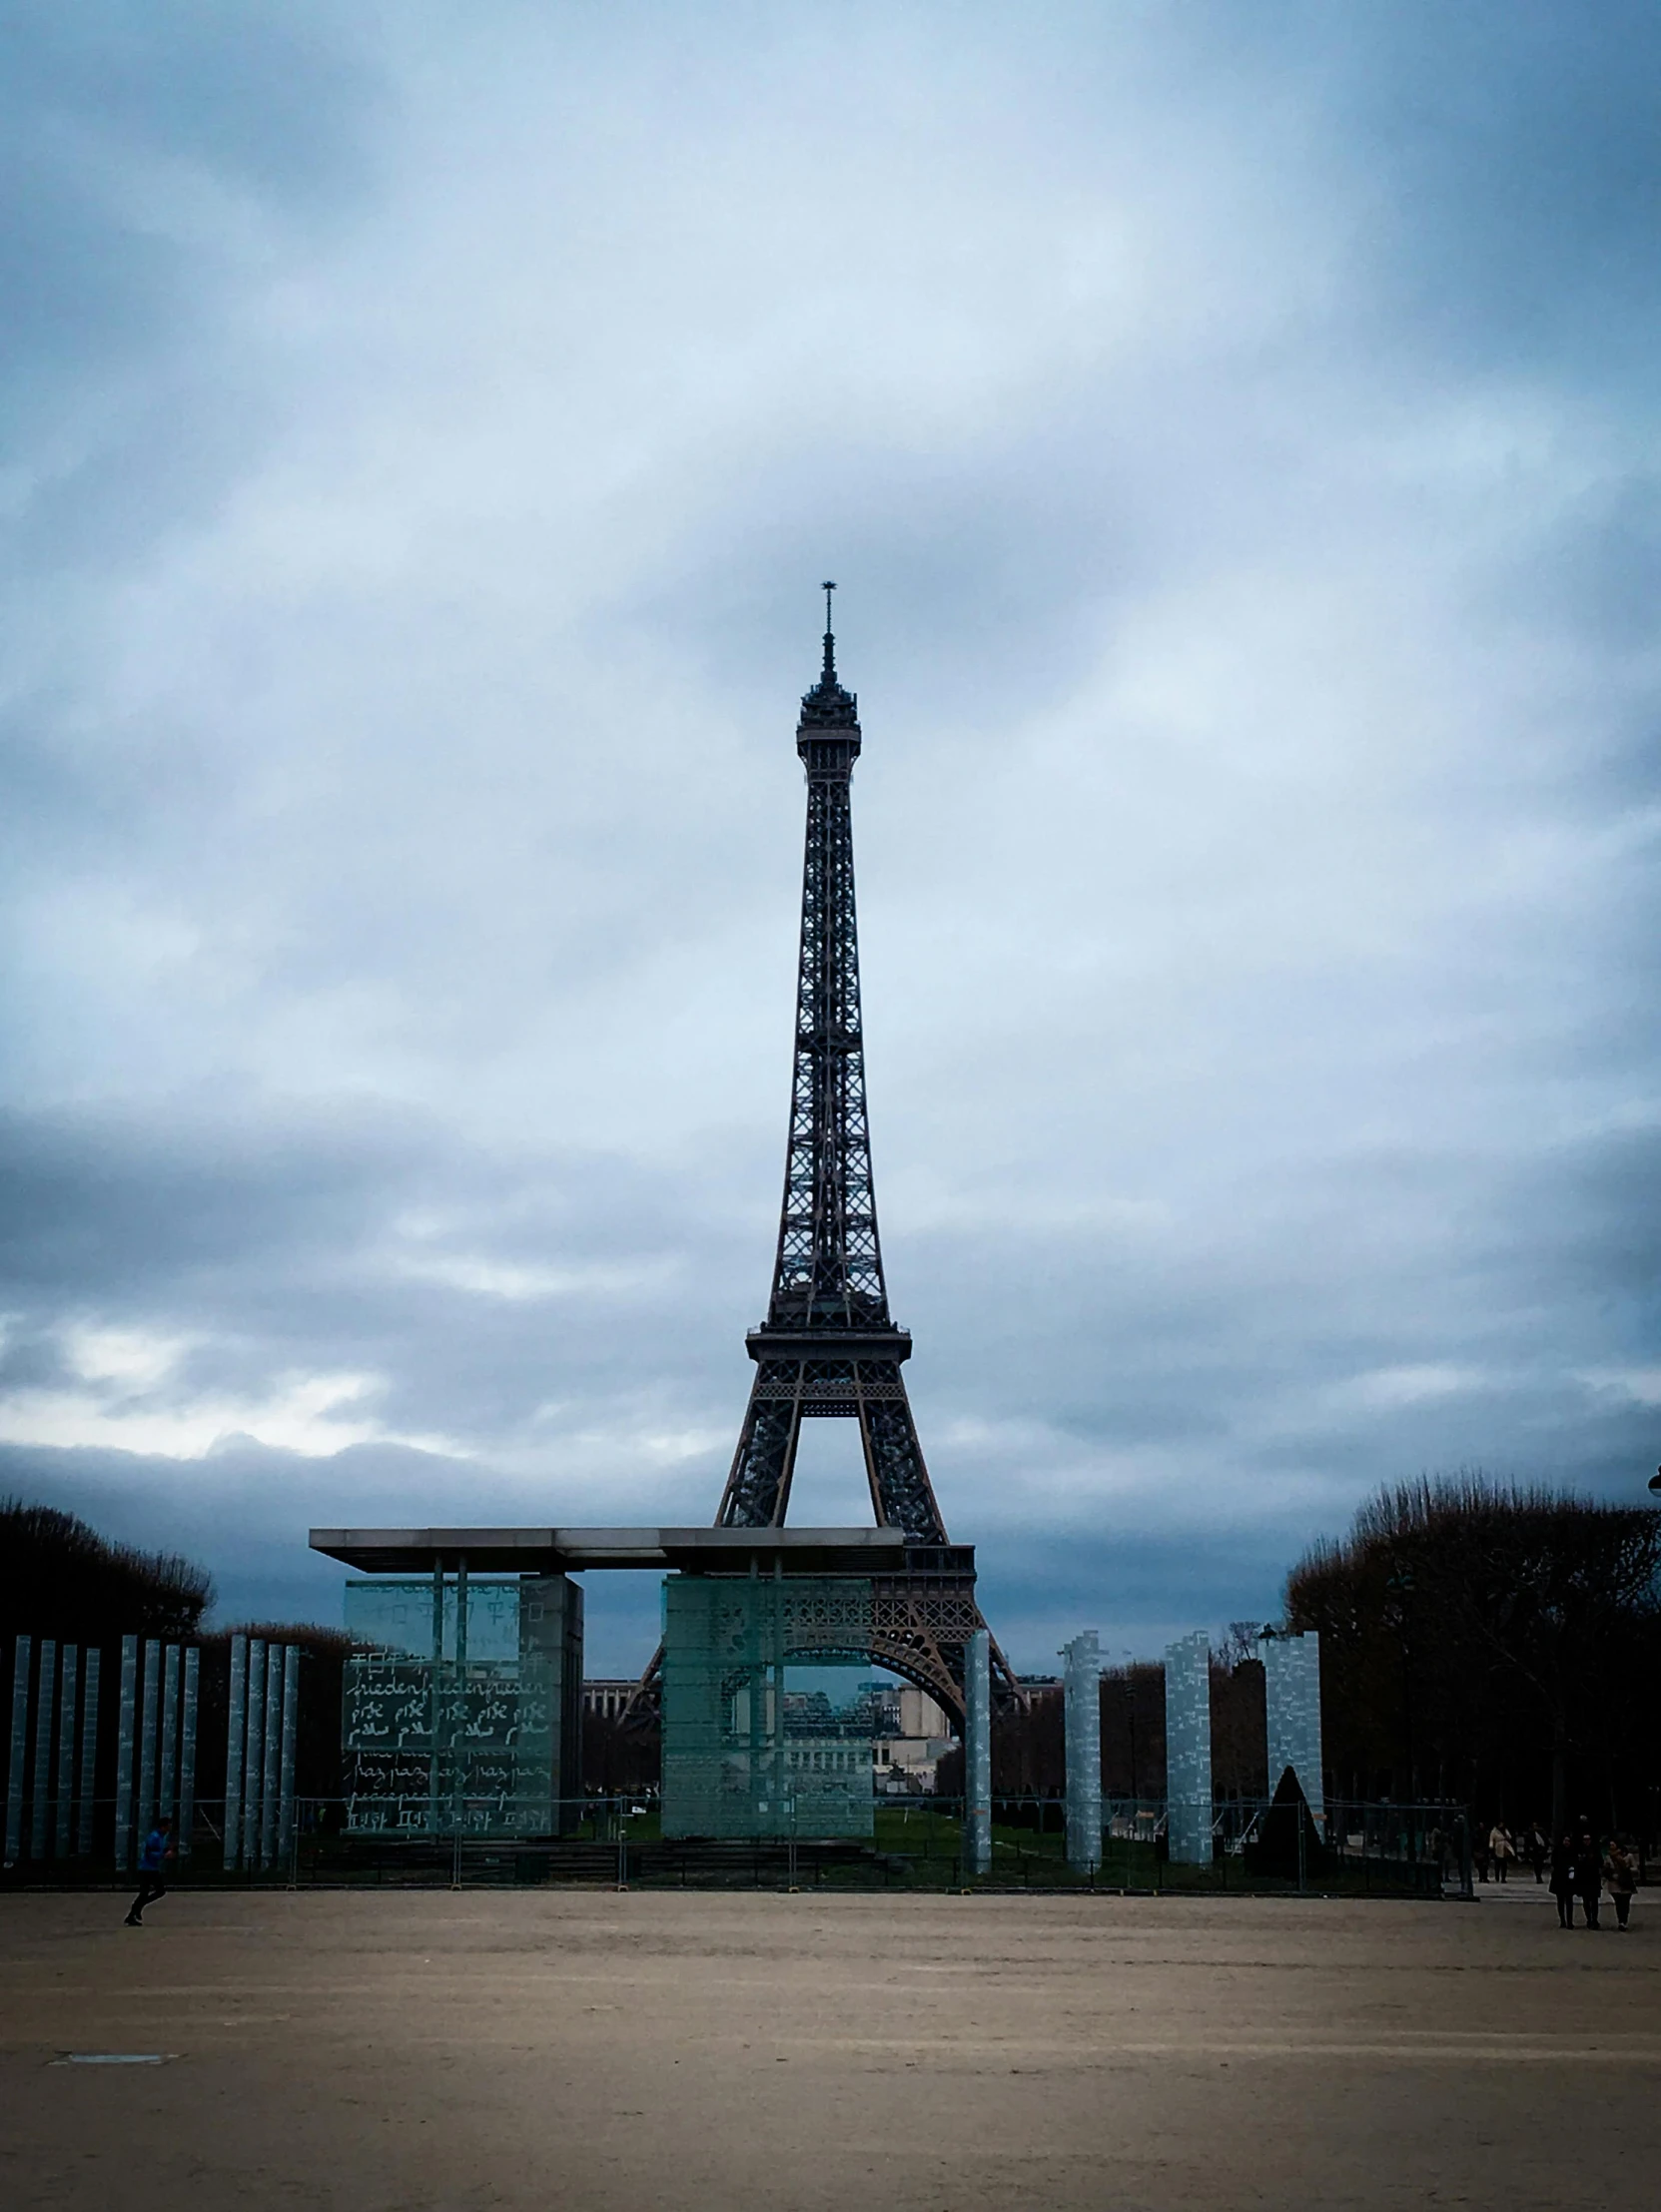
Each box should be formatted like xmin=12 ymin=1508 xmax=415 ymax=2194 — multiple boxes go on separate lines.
xmin=2 ymin=2 xmax=1656 ymax=1673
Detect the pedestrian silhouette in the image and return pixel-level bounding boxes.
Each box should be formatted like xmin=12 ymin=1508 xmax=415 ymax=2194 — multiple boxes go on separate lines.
xmin=1549 ymin=1831 xmax=1576 ymax=1928
xmin=1604 ymin=1837 xmax=1637 ymax=1931
xmin=125 ymin=1815 xmax=175 ymax=1926
xmin=1572 ymin=1821 xmax=1602 ymax=1930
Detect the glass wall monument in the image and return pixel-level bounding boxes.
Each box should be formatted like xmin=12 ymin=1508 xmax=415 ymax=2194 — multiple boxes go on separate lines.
xmin=661 ymin=1575 xmax=879 ymax=1840
xmin=343 ymin=1574 xmax=582 ymax=1835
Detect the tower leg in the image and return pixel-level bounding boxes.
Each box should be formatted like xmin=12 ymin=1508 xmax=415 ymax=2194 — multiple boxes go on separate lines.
xmin=716 ymin=1369 xmax=802 ymax=1527
xmin=856 ymin=1375 xmax=946 ymax=1543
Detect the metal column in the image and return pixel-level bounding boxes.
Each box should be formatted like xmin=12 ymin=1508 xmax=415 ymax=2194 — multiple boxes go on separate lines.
xmin=159 ymin=1644 xmax=180 ymax=1820
xmin=137 ymin=1639 xmax=161 ymax=1836
xmin=964 ymin=1626 xmax=992 ymax=1878
xmin=261 ymin=1643 xmax=283 ymax=1867
xmin=30 ymin=1640 xmax=56 ymax=1859
xmin=278 ymin=1644 xmax=300 ymax=1869
xmin=1062 ymin=1630 xmax=1103 ymax=1873
xmin=452 ymin=1559 xmax=468 ymax=1839
xmin=1259 ymin=1631 xmax=1325 ymax=1821
xmin=225 ymin=1633 xmax=248 ymax=1869
xmin=5 ymin=1635 xmax=30 ymax=1865
xmin=744 ymin=1566 xmax=765 ymax=1833
xmin=1164 ymin=1631 xmax=1214 ymax=1864
xmin=178 ymin=1647 xmax=200 ymax=1858
xmin=428 ymin=1565 xmax=444 ymax=1837
xmin=55 ymin=1645 xmax=78 ymax=1858
xmin=77 ymin=1649 xmax=100 ymax=1856
xmin=114 ymin=1636 xmax=138 ymax=1870
xmin=242 ymin=1640 xmax=266 ymax=1869
xmin=769 ymin=1563 xmax=788 ymax=1846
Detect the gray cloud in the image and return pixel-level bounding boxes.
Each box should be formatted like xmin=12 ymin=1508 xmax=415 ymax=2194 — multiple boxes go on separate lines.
xmin=0 ymin=4 xmax=374 ymax=495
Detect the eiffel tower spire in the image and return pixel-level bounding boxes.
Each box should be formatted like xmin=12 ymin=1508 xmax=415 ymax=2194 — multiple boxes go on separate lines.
xmin=716 ymin=598 xmax=947 ymax=1540
xmin=801 ymin=578 xmax=856 ymax=725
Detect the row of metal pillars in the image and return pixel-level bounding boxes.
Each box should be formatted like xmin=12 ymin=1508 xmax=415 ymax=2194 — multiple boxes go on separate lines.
xmin=224 ymin=1633 xmax=300 ymax=1870
xmin=4 ymin=1631 xmax=301 ymax=1870
xmin=4 ymin=1636 xmax=104 ymax=1864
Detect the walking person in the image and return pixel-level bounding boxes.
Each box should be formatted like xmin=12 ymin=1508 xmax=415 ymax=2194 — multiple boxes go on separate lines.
xmin=1550 ymin=1831 xmax=1576 ymax=1928
xmin=1605 ymin=1838 xmax=1638 ymax=1931
xmin=1488 ymin=1822 xmax=1515 ymax=1883
xmin=124 ymin=1815 xmax=175 ymax=1926
xmin=1526 ymin=1824 xmax=1548 ymax=1883
xmin=1572 ymin=1822 xmax=1602 ymax=1930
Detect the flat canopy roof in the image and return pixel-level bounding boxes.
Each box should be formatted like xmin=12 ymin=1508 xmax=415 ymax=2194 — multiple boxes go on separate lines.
xmin=309 ymin=1525 xmax=914 ymax=1577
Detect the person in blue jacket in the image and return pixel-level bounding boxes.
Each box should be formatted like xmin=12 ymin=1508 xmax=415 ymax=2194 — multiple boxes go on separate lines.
xmin=125 ymin=1815 xmax=175 ymax=1926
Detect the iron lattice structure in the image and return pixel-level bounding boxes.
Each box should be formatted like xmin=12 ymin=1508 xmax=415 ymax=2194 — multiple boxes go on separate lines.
xmin=709 ymin=594 xmax=1017 ymax=1719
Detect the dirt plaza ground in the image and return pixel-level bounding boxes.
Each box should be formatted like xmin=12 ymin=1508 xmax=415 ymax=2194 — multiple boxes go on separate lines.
xmin=0 ymin=1881 xmax=1656 ymax=2211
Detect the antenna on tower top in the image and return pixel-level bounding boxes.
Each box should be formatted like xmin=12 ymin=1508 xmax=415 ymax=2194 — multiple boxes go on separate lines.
xmin=821 ymin=580 xmax=837 ymax=680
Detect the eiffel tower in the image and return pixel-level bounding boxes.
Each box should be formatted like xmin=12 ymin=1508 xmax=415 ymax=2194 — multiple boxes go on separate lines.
xmin=707 ymin=586 xmax=1017 ymax=1719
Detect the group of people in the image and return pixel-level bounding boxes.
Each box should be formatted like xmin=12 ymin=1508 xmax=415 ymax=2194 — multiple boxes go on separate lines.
xmin=1477 ymin=1818 xmax=1639 ymax=1927
xmin=1476 ymin=1821 xmax=1544 ymax=1882
xmin=1547 ymin=1826 xmax=1639 ymax=1929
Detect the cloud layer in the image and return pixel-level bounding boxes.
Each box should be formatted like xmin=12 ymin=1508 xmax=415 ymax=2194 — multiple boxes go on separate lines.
xmin=3 ymin=3 xmax=1657 ymax=1671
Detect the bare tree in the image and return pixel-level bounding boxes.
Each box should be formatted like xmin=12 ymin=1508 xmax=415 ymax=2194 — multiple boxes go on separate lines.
xmin=1286 ymin=1473 xmax=1661 ymax=1833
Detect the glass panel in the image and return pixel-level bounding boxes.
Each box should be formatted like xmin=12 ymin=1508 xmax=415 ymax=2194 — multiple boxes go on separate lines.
xmin=342 ymin=1577 xmax=577 ymax=1835
xmin=661 ymin=1576 xmax=876 ymax=1841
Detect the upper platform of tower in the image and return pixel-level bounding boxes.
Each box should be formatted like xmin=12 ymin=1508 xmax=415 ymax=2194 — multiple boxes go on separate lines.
xmin=798 ymin=626 xmax=860 ymax=733
xmin=798 ymin=583 xmax=862 ymax=758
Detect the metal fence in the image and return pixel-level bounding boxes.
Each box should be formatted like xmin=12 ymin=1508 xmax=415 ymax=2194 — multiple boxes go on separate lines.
xmin=1 ymin=1794 xmax=1471 ymax=1895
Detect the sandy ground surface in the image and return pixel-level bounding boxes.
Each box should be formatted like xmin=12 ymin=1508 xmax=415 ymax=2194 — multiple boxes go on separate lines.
xmin=1 ymin=1881 xmax=1657 ymax=2211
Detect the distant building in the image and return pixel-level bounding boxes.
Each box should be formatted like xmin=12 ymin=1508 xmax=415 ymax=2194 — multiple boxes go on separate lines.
xmin=583 ymin=1676 xmax=957 ymax=1795
xmin=582 ymin=1680 xmax=638 ymax=1724
xmin=871 ymin=1685 xmax=956 ymax=1796
xmin=781 ymin=1681 xmax=959 ymax=1795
